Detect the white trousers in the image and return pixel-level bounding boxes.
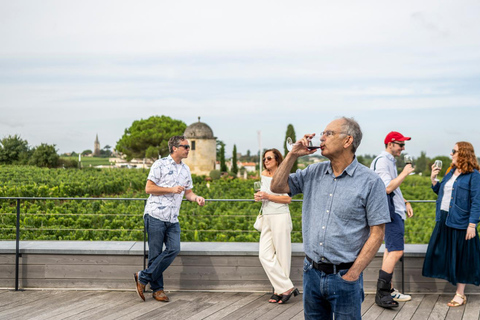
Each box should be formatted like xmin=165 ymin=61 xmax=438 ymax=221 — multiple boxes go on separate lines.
xmin=258 ymin=213 xmax=294 ymax=294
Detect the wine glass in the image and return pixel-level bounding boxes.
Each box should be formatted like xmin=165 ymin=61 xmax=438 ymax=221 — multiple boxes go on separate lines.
xmin=254 ymin=181 xmax=262 ymax=193
xmin=286 ymin=135 xmax=321 ymax=151
xmin=434 ymin=160 xmax=442 ymax=182
xmin=404 ymin=154 xmax=413 ymax=165
xmin=404 ymin=154 xmax=415 ymax=175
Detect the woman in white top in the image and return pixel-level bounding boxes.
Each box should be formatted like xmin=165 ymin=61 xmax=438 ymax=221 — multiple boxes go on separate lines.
xmin=254 ymin=148 xmax=298 ymax=304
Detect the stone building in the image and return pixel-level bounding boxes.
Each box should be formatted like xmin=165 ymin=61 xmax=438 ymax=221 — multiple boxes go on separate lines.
xmin=183 ymin=117 xmax=217 ymax=175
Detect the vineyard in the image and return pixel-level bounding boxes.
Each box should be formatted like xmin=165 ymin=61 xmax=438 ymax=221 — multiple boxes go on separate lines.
xmin=0 ymin=165 xmax=442 ymax=243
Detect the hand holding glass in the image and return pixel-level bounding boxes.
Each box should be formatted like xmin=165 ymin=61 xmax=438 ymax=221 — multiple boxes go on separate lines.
xmin=286 ymin=135 xmax=321 ymax=152
xmin=434 ymin=160 xmax=442 ymax=181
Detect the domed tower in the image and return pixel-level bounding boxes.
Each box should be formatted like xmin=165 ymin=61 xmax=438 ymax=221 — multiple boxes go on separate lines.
xmin=183 ymin=117 xmax=217 ymax=175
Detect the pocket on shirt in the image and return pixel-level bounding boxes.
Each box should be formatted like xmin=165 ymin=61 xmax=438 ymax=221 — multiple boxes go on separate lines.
xmin=455 ymin=185 xmax=470 ymax=211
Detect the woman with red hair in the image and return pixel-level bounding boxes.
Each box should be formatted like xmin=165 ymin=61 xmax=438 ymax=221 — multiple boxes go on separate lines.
xmin=423 ymin=142 xmax=480 ymax=307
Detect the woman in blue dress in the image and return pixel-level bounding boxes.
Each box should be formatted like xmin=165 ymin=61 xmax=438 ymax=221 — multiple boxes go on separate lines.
xmin=423 ymin=141 xmax=480 ymax=307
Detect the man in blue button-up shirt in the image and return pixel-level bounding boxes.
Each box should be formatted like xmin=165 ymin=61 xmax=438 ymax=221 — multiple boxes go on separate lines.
xmin=271 ymin=117 xmax=390 ymax=320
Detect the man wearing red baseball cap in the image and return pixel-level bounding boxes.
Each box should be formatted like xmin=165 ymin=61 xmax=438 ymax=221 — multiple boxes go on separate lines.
xmin=371 ymin=131 xmax=414 ymax=308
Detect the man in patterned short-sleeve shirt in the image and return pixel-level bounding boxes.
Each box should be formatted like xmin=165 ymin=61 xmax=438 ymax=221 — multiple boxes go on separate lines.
xmin=134 ymin=135 xmax=205 ymax=302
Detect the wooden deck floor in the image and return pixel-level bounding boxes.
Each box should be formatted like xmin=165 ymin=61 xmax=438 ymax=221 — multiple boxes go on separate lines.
xmin=1 ymin=290 xmax=480 ymax=319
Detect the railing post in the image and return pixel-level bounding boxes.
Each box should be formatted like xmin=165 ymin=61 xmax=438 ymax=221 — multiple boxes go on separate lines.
xmin=15 ymin=199 xmax=21 ymax=291
xmin=143 ymin=200 xmax=147 ymax=271
xmin=401 ymin=254 xmax=405 ymax=294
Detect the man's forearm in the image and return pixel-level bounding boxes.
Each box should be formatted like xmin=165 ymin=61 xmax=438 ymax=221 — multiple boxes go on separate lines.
xmin=344 ymin=224 xmax=385 ymax=280
xmin=271 ymin=153 xmax=297 ymax=194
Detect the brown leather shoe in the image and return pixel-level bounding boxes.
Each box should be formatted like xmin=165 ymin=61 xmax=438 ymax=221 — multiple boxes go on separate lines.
xmin=134 ymin=272 xmax=145 ymax=301
xmin=152 ymin=290 xmax=169 ymax=302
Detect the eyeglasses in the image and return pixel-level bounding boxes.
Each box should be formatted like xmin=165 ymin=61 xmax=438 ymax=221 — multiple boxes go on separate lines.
xmin=452 ymin=149 xmax=457 ymax=155
xmin=320 ymin=130 xmax=347 ymax=137
xmin=263 ymin=156 xmax=274 ymax=162
xmin=392 ymin=142 xmax=405 ymax=148
xmin=177 ymin=144 xmax=190 ymax=149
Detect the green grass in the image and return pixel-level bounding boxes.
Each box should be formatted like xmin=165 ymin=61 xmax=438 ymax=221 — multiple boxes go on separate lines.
xmin=61 ymin=156 xmax=111 ymax=166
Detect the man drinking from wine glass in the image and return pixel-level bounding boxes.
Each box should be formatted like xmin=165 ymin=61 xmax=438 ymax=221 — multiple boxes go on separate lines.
xmin=370 ymin=131 xmax=414 ymax=308
xmin=271 ymin=117 xmax=391 ymax=320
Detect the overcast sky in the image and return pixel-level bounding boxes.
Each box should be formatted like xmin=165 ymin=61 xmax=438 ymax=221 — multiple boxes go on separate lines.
xmin=1 ymin=0 xmax=480 ymax=159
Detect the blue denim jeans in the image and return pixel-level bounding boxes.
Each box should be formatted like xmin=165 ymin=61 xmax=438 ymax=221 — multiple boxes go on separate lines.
xmin=303 ymin=257 xmax=364 ymax=320
xmin=138 ymin=214 xmax=181 ymax=292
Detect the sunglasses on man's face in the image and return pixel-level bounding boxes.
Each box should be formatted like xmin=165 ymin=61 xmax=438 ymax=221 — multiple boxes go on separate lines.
xmin=177 ymin=144 xmax=190 ymax=149
xmin=392 ymin=142 xmax=405 ymax=148
xmin=263 ymin=156 xmax=274 ymax=162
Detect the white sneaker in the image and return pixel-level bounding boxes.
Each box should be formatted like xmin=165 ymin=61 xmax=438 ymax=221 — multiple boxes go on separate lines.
xmin=391 ymin=288 xmax=411 ymax=302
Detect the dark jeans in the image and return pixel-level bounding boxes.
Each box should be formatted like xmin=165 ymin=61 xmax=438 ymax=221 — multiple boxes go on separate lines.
xmin=138 ymin=214 xmax=181 ymax=292
xmin=303 ymin=257 xmax=364 ymax=320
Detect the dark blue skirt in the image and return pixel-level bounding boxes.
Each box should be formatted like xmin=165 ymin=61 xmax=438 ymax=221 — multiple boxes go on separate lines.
xmin=422 ymin=210 xmax=480 ymax=286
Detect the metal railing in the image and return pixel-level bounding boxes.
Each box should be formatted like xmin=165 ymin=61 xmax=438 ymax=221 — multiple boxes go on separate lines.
xmin=0 ymin=197 xmax=435 ymax=292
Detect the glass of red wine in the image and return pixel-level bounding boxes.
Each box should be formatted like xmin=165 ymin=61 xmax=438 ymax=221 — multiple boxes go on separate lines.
xmin=286 ymin=135 xmax=321 ymax=151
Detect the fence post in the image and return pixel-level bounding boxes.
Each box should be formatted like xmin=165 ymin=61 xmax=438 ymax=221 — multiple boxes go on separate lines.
xmin=143 ymin=200 xmax=147 ymax=271
xmin=15 ymin=199 xmax=21 ymax=291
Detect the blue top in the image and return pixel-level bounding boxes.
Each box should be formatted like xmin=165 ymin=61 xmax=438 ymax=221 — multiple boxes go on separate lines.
xmin=288 ymin=157 xmax=391 ymax=265
xmin=432 ymin=168 xmax=480 ymax=229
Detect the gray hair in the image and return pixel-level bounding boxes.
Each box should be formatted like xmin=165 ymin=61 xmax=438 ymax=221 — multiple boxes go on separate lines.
xmin=340 ymin=117 xmax=362 ymax=153
xmin=168 ymin=135 xmax=186 ymax=154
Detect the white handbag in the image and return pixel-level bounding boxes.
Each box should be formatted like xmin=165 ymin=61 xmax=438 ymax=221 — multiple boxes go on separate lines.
xmin=253 ymin=213 xmax=263 ymax=232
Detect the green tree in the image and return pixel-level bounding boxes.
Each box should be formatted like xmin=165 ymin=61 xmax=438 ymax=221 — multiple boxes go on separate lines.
xmin=0 ymin=134 xmax=30 ymax=164
xmin=284 ymin=124 xmax=298 ymax=172
xmin=220 ymin=143 xmax=227 ymax=172
xmin=231 ymin=144 xmax=238 ymax=175
xmin=82 ymin=150 xmax=93 ymax=156
xmin=414 ymin=151 xmax=429 ymax=176
xmin=29 ymin=143 xmax=59 ymax=168
xmin=116 ymin=115 xmax=186 ymax=161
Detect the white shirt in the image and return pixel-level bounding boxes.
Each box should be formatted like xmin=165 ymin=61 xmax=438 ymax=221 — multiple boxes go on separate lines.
xmin=441 ymin=174 xmax=458 ymax=212
xmin=371 ymin=151 xmax=407 ymax=220
xmin=144 ymin=155 xmax=193 ymax=223
xmin=260 ymin=175 xmax=290 ymax=215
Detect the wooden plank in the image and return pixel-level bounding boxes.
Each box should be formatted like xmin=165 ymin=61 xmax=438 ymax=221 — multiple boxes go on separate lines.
xmin=410 ymin=294 xmax=439 ymax=319
xmin=63 ymin=291 xmax=136 ymax=320
xmin=0 ymin=290 xmax=66 ymax=319
xmin=274 ymin=295 xmax=304 ymax=320
xmin=0 ymin=290 xmax=54 ymax=312
xmin=361 ymin=293 xmax=375 ymax=315
xmin=99 ymin=292 xmax=181 ymax=320
xmin=9 ymin=291 xmax=96 ymax=320
xmin=136 ymin=292 xmax=219 ymax=319
xmin=202 ymin=292 xmax=265 ymax=320
xmin=394 ymin=294 xmax=424 ymax=320
xmin=428 ymin=294 xmax=450 ymax=320
xmin=42 ymin=291 xmax=122 ymax=320
xmin=462 ymin=294 xmax=480 ymax=320
xmin=183 ymin=292 xmax=252 ymax=320
xmin=220 ymin=292 xmax=273 ymax=320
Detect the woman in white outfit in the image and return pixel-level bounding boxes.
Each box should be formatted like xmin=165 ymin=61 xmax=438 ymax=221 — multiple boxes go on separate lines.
xmin=255 ymin=148 xmax=298 ymax=304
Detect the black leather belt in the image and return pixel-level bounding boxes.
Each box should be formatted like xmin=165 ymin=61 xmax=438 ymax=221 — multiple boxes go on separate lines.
xmin=306 ymin=256 xmax=354 ymax=274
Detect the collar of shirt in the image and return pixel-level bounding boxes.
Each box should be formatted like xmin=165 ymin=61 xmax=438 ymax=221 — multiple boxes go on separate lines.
xmin=325 ymin=156 xmax=359 ymax=178
xmin=381 ymin=150 xmax=396 ymax=163
xmin=167 ymin=154 xmax=183 ymax=166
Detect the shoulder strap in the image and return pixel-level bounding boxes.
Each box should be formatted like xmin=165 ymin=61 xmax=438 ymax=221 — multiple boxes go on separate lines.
xmin=373 ymin=156 xmax=383 ymax=171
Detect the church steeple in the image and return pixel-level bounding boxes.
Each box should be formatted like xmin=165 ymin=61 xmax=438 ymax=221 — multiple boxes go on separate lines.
xmin=94 ymin=134 xmax=101 ymax=156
